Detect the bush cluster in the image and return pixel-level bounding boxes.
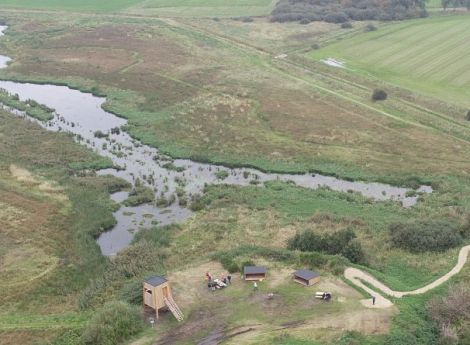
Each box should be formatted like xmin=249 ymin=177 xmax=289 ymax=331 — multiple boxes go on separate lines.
xmin=81 ymin=301 xmax=144 ymax=345
xmin=271 ymin=0 xmax=427 ymax=24
xmin=427 ymin=283 xmax=470 ymax=344
xmin=389 ymin=220 xmax=463 ymax=253
xmin=287 ymin=227 xmax=365 ymax=263
xmin=372 ymin=89 xmax=387 ymax=101
xmin=213 ymin=245 xmax=348 ymax=276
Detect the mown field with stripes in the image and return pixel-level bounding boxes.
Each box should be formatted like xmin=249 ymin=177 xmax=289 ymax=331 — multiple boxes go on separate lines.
xmin=309 ymin=15 xmax=470 ymax=107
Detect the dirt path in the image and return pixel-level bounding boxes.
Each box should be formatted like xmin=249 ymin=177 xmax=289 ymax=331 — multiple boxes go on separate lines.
xmin=345 ymin=245 xmax=470 ymax=308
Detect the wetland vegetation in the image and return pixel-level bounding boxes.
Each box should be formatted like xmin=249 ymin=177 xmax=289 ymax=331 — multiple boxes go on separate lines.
xmin=0 ymin=1 xmax=469 ymax=345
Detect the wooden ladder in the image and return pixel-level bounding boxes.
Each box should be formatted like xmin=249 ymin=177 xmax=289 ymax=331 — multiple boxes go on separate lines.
xmin=164 ymin=297 xmax=184 ymax=322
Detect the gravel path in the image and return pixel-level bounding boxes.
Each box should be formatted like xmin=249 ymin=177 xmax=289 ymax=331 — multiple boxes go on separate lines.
xmin=345 ymin=245 xmax=470 ymax=308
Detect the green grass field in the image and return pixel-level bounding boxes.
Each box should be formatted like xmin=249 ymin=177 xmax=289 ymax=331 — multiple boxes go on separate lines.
xmin=0 ymin=0 xmax=276 ymax=16
xmin=0 ymin=0 xmax=139 ymax=12
xmin=309 ymin=15 xmax=470 ymax=108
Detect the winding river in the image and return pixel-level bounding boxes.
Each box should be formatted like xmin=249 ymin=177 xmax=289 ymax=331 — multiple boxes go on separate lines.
xmin=0 ymin=26 xmax=432 ymax=255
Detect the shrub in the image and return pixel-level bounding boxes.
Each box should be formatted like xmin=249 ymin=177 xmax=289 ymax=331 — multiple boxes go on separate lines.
xmin=241 ymin=16 xmax=254 ymax=23
xmin=427 ymin=283 xmax=470 ymax=344
xmin=324 ymin=12 xmax=349 ymax=23
xmin=93 ymin=130 xmax=108 ymax=138
xmin=389 ymin=220 xmax=462 ymax=253
xmin=226 ymin=262 xmax=240 ymax=273
xmin=365 ymin=23 xmax=377 ymax=31
xmin=460 ymin=214 xmax=470 ymax=238
xmin=342 ymin=240 xmax=365 ymax=264
xmin=372 ymin=89 xmax=387 ymax=101
xmin=119 ymin=280 xmax=143 ymax=305
xmin=288 ymin=228 xmax=364 ymax=263
xmin=341 ymin=22 xmax=353 ymax=28
xmin=81 ymin=301 xmax=144 ymax=345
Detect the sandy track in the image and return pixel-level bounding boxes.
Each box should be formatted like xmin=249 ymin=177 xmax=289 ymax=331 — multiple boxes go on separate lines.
xmin=345 ymin=245 xmax=470 ymax=308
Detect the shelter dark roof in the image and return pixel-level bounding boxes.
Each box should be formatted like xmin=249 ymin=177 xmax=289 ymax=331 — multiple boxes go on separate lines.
xmin=244 ymin=266 xmax=267 ymax=275
xmin=145 ymin=276 xmax=167 ymax=287
xmin=293 ymin=270 xmax=320 ymax=280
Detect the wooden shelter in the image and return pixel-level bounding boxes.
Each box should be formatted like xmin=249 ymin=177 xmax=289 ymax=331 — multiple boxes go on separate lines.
xmin=244 ymin=266 xmax=267 ymax=281
xmin=143 ymin=276 xmax=184 ymax=321
xmin=293 ymin=269 xmax=320 ymax=286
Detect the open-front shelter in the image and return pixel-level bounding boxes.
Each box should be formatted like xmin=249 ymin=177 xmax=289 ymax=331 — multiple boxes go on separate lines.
xmin=244 ymin=266 xmax=267 ymax=281
xmin=293 ymin=269 xmax=320 ymax=286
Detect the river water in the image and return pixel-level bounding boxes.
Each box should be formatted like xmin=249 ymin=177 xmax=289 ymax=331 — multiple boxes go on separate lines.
xmin=0 ymin=26 xmax=432 ymax=255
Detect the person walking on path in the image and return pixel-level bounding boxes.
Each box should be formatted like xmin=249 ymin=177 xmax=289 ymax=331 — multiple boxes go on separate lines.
xmin=372 ymin=296 xmax=376 ymax=305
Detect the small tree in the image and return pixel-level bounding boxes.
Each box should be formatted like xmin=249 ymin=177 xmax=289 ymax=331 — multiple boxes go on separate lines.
xmin=365 ymin=23 xmax=377 ymax=31
xmin=372 ymin=89 xmax=387 ymax=101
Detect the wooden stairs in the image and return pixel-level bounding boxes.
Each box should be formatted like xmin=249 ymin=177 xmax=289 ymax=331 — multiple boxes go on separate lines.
xmin=164 ymin=297 xmax=184 ymax=322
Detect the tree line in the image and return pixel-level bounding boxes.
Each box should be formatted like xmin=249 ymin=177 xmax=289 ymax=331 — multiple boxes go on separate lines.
xmin=271 ymin=0 xmax=429 ymax=23
xmin=442 ymin=0 xmax=470 ymax=10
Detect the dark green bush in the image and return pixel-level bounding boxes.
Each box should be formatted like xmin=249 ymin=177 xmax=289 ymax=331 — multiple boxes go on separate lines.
xmin=342 ymin=240 xmax=365 ymax=264
xmin=324 ymin=12 xmax=349 ymax=23
xmin=341 ymin=22 xmax=353 ymax=28
xmin=93 ymin=130 xmax=108 ymax=138
xmin=389 ymin=220 xmax=462 ymax=253
xmin=365 ymin=23 xmax=377 ymax=31
xmin=372 ymin=89 xmax=387 ymax=101
xmin=226 ymin=262 xmax=240 ymax=273
xmin=288 ymin=228 xmax=364 ymax=263
xmin=81 ymin=301 xmax=144 ymax=345
xmin=119 ymin=280 xmax=143 ymax=305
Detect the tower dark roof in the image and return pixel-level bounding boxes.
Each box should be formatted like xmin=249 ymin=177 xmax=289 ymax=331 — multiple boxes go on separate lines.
xmin=145 ymin=276 xmax=167 ymax=287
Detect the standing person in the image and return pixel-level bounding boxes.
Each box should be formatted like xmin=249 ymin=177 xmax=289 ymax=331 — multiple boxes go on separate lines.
xmin=227 ymin=274 xmax=232 ymax=284
xmin=253 ymin=282 xmax=258 ymax=291
xmin=372 ymin=296 xmax=376 ymax=305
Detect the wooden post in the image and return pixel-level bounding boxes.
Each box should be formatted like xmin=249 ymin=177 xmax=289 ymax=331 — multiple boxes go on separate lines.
xmin=153 ymin=287 xmax=159 ymax=320
xmin=142 ymin=287 xmax=145 ymax=309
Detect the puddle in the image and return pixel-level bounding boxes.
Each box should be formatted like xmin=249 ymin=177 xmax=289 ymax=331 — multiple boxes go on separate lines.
xmin=321 ymin=58 xmax=346 ymax=68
